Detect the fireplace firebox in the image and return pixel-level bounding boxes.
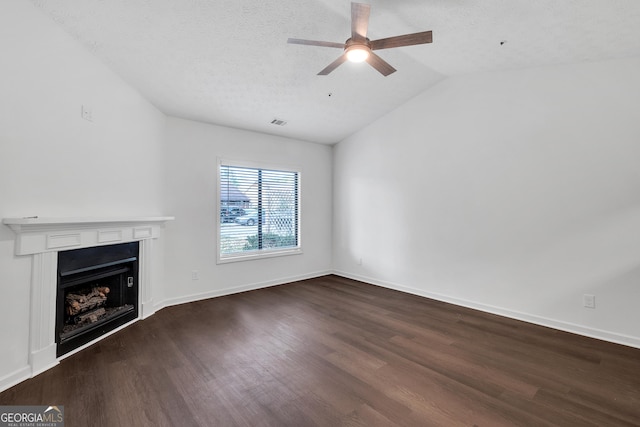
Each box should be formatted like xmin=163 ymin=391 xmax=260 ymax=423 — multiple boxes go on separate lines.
xmin=56 ymin=242 xmax=139 ymax=357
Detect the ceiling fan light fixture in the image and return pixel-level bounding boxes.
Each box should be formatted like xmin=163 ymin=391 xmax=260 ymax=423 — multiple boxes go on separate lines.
xmin=345 ymin=45 xmax=369 ymax=63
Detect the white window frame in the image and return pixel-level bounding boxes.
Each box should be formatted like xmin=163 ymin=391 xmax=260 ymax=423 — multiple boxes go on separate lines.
xmin=216 ymin=158 xmax=302 ymax=264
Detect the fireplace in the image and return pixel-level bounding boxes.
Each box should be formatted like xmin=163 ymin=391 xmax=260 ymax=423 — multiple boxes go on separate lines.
xmin=2 ymin=216 xmax=173 ymax=382
xmin=56 ymin=242 xmax=139 ymax=357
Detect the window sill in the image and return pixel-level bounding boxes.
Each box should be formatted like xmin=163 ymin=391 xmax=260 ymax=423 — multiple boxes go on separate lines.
xmin=217 ymin=247 xmax=303 ymax=264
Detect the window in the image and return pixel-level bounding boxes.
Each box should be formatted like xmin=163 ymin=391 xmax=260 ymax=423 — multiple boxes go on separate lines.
xmin=218 ymin=160 xmax=300 ymax=262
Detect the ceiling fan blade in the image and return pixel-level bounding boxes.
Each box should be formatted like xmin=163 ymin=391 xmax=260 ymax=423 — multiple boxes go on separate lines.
xmin=370 ymin=31 xmax=433 ymax=50
xmin=287 ymin=38 xmax=345 ymax=49
xmin=351 ymin=2 xmax=371 ymax=40
xmin=365 ymin=52 xmax=396 ymax=76
xmin=318 ymin=53 xmax=348 ymax=75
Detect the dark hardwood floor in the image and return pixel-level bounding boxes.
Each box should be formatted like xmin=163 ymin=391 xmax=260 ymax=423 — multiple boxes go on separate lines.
xmin=2 ymin=275 xmax=639 ymax=426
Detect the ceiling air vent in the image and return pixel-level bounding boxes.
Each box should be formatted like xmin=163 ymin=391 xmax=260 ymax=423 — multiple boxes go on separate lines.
xmin=270 ymin=119 xmax=287 ymax=126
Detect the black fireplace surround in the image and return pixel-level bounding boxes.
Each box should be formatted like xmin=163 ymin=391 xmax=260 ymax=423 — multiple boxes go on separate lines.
xmin=56 ymin=242 xmax=139 ymax=357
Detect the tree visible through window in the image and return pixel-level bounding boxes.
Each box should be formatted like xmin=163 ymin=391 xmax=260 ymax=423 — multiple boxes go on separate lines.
xmin=219 ymin=163 xmax=300 ymax=260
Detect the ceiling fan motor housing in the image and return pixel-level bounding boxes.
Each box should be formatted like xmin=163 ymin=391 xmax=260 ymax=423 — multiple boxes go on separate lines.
xmin=344 ymin=38 xmax=371 ymax=62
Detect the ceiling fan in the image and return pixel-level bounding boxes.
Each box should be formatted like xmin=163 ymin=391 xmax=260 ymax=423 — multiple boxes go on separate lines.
xmin=287 ymin=2 xmax=432 ymax=76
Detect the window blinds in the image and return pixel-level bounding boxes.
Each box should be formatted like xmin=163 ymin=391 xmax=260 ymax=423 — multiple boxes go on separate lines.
xmin=220 ymin=164 xmax=299 ymax=258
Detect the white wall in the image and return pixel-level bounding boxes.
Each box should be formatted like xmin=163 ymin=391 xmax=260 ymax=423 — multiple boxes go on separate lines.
xmin=162 ymin=117 xmax=333 ymax=304
xmin=0 ymin=2 xmax=166 ymax=387
xmin=334 ymin=57 xmax=640 ymax=347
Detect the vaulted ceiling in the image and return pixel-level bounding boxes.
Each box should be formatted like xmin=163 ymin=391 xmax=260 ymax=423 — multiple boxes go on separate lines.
xmin=31 ymin=0 xmax=640 ymax=144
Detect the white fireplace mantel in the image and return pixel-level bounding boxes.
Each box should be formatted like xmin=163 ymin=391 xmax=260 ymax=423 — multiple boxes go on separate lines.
xmin=3 ymin=216 xmax=174 ymax=255
xmin=3 ymin=216 xmax=174 ymax=378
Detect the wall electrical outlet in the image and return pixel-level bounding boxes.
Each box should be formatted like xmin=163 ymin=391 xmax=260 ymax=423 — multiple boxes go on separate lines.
xmin=191 ymin=270 xmax=199 ymax=280
xmin=583 ymin=294 xmax=595 ymax=309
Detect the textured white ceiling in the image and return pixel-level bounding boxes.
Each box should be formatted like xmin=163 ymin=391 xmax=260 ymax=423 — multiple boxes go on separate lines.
xmin=31 ymin=0 xmax=640 ymax=144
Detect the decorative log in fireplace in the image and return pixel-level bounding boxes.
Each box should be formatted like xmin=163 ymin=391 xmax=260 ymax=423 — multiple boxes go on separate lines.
xmin=66 ymin=286 xmax=110 ymax=316
xmin=56 ymin=242 xmax=139 ymax=356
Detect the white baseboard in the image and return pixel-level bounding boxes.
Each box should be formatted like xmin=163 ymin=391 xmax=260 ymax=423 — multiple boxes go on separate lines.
xmin=29 ymin=344 xmax=58 ymax=377
xmin=0 ymin=366 xmax=30 ymax=394
xmin=161 ymin=270 xmax=333 ymax=308
xmin=141 ymin=299 xmax=156 ymax=319
xmin=333 ymin=270 xmax=640 ymax=350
